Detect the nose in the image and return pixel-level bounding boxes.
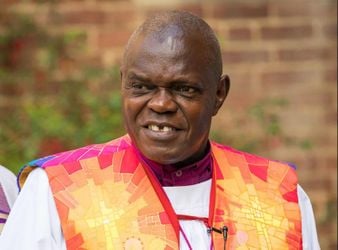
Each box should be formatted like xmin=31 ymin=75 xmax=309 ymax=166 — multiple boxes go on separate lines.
xmin=147 ymin=87 xmax=178 ymax=113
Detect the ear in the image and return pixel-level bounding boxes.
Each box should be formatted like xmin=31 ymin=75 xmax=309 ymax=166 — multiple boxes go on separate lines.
xmin=213 ymin=74 xmax=230 ymax=116
xmin=120 ymin=67 xmax=123 ymax=80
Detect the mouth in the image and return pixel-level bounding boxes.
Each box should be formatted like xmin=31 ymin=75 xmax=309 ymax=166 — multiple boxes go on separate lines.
xmin=140 ymin=122 xmax=182 ymax=141
xmin=147 ymin=124 xmax=177 ymax=132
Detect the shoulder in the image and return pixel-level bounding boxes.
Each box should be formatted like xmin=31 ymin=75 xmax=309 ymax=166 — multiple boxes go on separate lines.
xmin=211 ymin=141 xmax=299 ymax=202
xmin=210 ymin=141 xmax=298 ymax=187
xmin=18 ymin=135 xmax=132 ymax=189
xmin=28 ymin=135 xmax=131 ymax=169
xmin=210 ymin=141 xmax=297 ymax=170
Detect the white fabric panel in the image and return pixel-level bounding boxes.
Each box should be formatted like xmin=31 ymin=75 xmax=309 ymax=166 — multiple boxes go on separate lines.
xmin=164 ymin=180 xmax=212 ymax=250
xmin=0 ymin=168 xmax=66 ymax=250
xmin=0 ymin=165 xmax=18 ymax=209
xmin=297 ymin=185 xmax=321 ymax=250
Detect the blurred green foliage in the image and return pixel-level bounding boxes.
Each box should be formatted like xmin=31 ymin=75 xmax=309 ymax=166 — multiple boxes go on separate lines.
xmin=0 ymin=12 xmax=125 ymax=173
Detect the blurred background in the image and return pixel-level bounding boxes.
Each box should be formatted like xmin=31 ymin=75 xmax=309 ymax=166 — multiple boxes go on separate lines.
xmin=0 ymin=0 xmax=336 ymax=248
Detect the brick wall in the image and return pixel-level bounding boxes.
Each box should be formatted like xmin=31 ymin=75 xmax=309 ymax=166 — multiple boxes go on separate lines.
xmin=1 ymin=0 xmax=337 ymax=248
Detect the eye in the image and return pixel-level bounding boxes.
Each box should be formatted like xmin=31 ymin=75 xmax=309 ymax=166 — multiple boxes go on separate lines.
xmin=176 ymin=86 xmax=195 ymax=93
xmin=132 ymin=83 xmax=149 ymax=90
xmin=127 ymin=82 xmax=155 ymax=95
xmin=173 ymin=85 xmax=199 ymax=97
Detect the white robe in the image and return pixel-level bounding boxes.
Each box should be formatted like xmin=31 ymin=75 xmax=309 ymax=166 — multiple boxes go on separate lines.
xmin=0 ymin=168 xmax=320 ymax=249
xmin=0 ymin=165 xmax=18 ymax=210
xmin=0 ymin=165 xmax=18 ymax=235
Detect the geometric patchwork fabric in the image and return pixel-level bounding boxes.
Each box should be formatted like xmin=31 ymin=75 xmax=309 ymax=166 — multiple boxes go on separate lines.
xmin=212 ymin=143 xmax=302 ymax=249
xmin=40 ymin=136 xmax=177 ymax=249
xmin=19 ymin=135 xmax=302 ymax=249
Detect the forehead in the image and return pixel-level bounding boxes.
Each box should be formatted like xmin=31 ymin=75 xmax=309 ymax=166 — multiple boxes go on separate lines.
xmin=124 ymin=30 xmax=213 ymax=80
xmin=131 ymin=27 xmax=193 ymax=58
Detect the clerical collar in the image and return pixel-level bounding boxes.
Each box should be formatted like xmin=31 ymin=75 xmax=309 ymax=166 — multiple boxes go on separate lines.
xmin=132 ymin=143 xmax=212 ymax=187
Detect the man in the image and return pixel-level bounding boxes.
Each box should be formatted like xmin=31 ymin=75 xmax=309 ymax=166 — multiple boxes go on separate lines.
xmin=0 ymin=11 xmax=319 ymax=249
xmin=0 ymin=165 xmax=18 ymax=234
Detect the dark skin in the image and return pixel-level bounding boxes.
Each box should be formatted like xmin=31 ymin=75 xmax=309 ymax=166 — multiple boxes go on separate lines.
xmin=121 ymin=26 xmax=230 ymax=167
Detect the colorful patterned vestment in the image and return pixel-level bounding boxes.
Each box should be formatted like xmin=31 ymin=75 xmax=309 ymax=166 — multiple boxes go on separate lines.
xmin=19 ymin=135 xmax=302 ymax=249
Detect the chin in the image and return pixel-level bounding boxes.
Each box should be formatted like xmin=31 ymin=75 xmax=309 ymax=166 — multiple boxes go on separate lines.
xmin=142 ymin=149 xmax=183 ymax=165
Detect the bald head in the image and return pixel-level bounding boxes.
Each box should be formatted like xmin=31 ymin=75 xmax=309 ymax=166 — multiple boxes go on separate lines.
xmin=120 ymin=11 xmax=230 ymax=166
xmin=122 ymin=11 xmax=223 ymax=79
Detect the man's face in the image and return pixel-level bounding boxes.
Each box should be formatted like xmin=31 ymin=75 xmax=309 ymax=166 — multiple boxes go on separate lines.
xmin=121 ymin=30 xmax=226 ymax=166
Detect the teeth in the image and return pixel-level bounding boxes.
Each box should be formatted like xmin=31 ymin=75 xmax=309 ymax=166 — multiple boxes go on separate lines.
xmin=148 ymin=125 xmax=174 ymax=132
xmin=162 ymin=126 xmax=171 ymax=132
xmin=149 ymin=125 xmax=160 ymax=131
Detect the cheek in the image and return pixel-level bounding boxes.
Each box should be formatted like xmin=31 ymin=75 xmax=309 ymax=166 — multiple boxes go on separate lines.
xmin=122 ymin=98 xmax=140 ymax=117
xmin=122 ymin=99 xmax=137 ymax=130
xmin=184 ymin=101 xmax=214 ymax=132
xmin=193 ymin=114 xmax=212 ymax=134
xmin=122 ymin=97 xmax=147 ymax=131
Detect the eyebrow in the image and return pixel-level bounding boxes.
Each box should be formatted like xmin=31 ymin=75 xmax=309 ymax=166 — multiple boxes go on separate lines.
xmin=126 ymin=70 xmax=202 ymax=87
xmin=126 ymin=72 xmax=150 ymax=82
